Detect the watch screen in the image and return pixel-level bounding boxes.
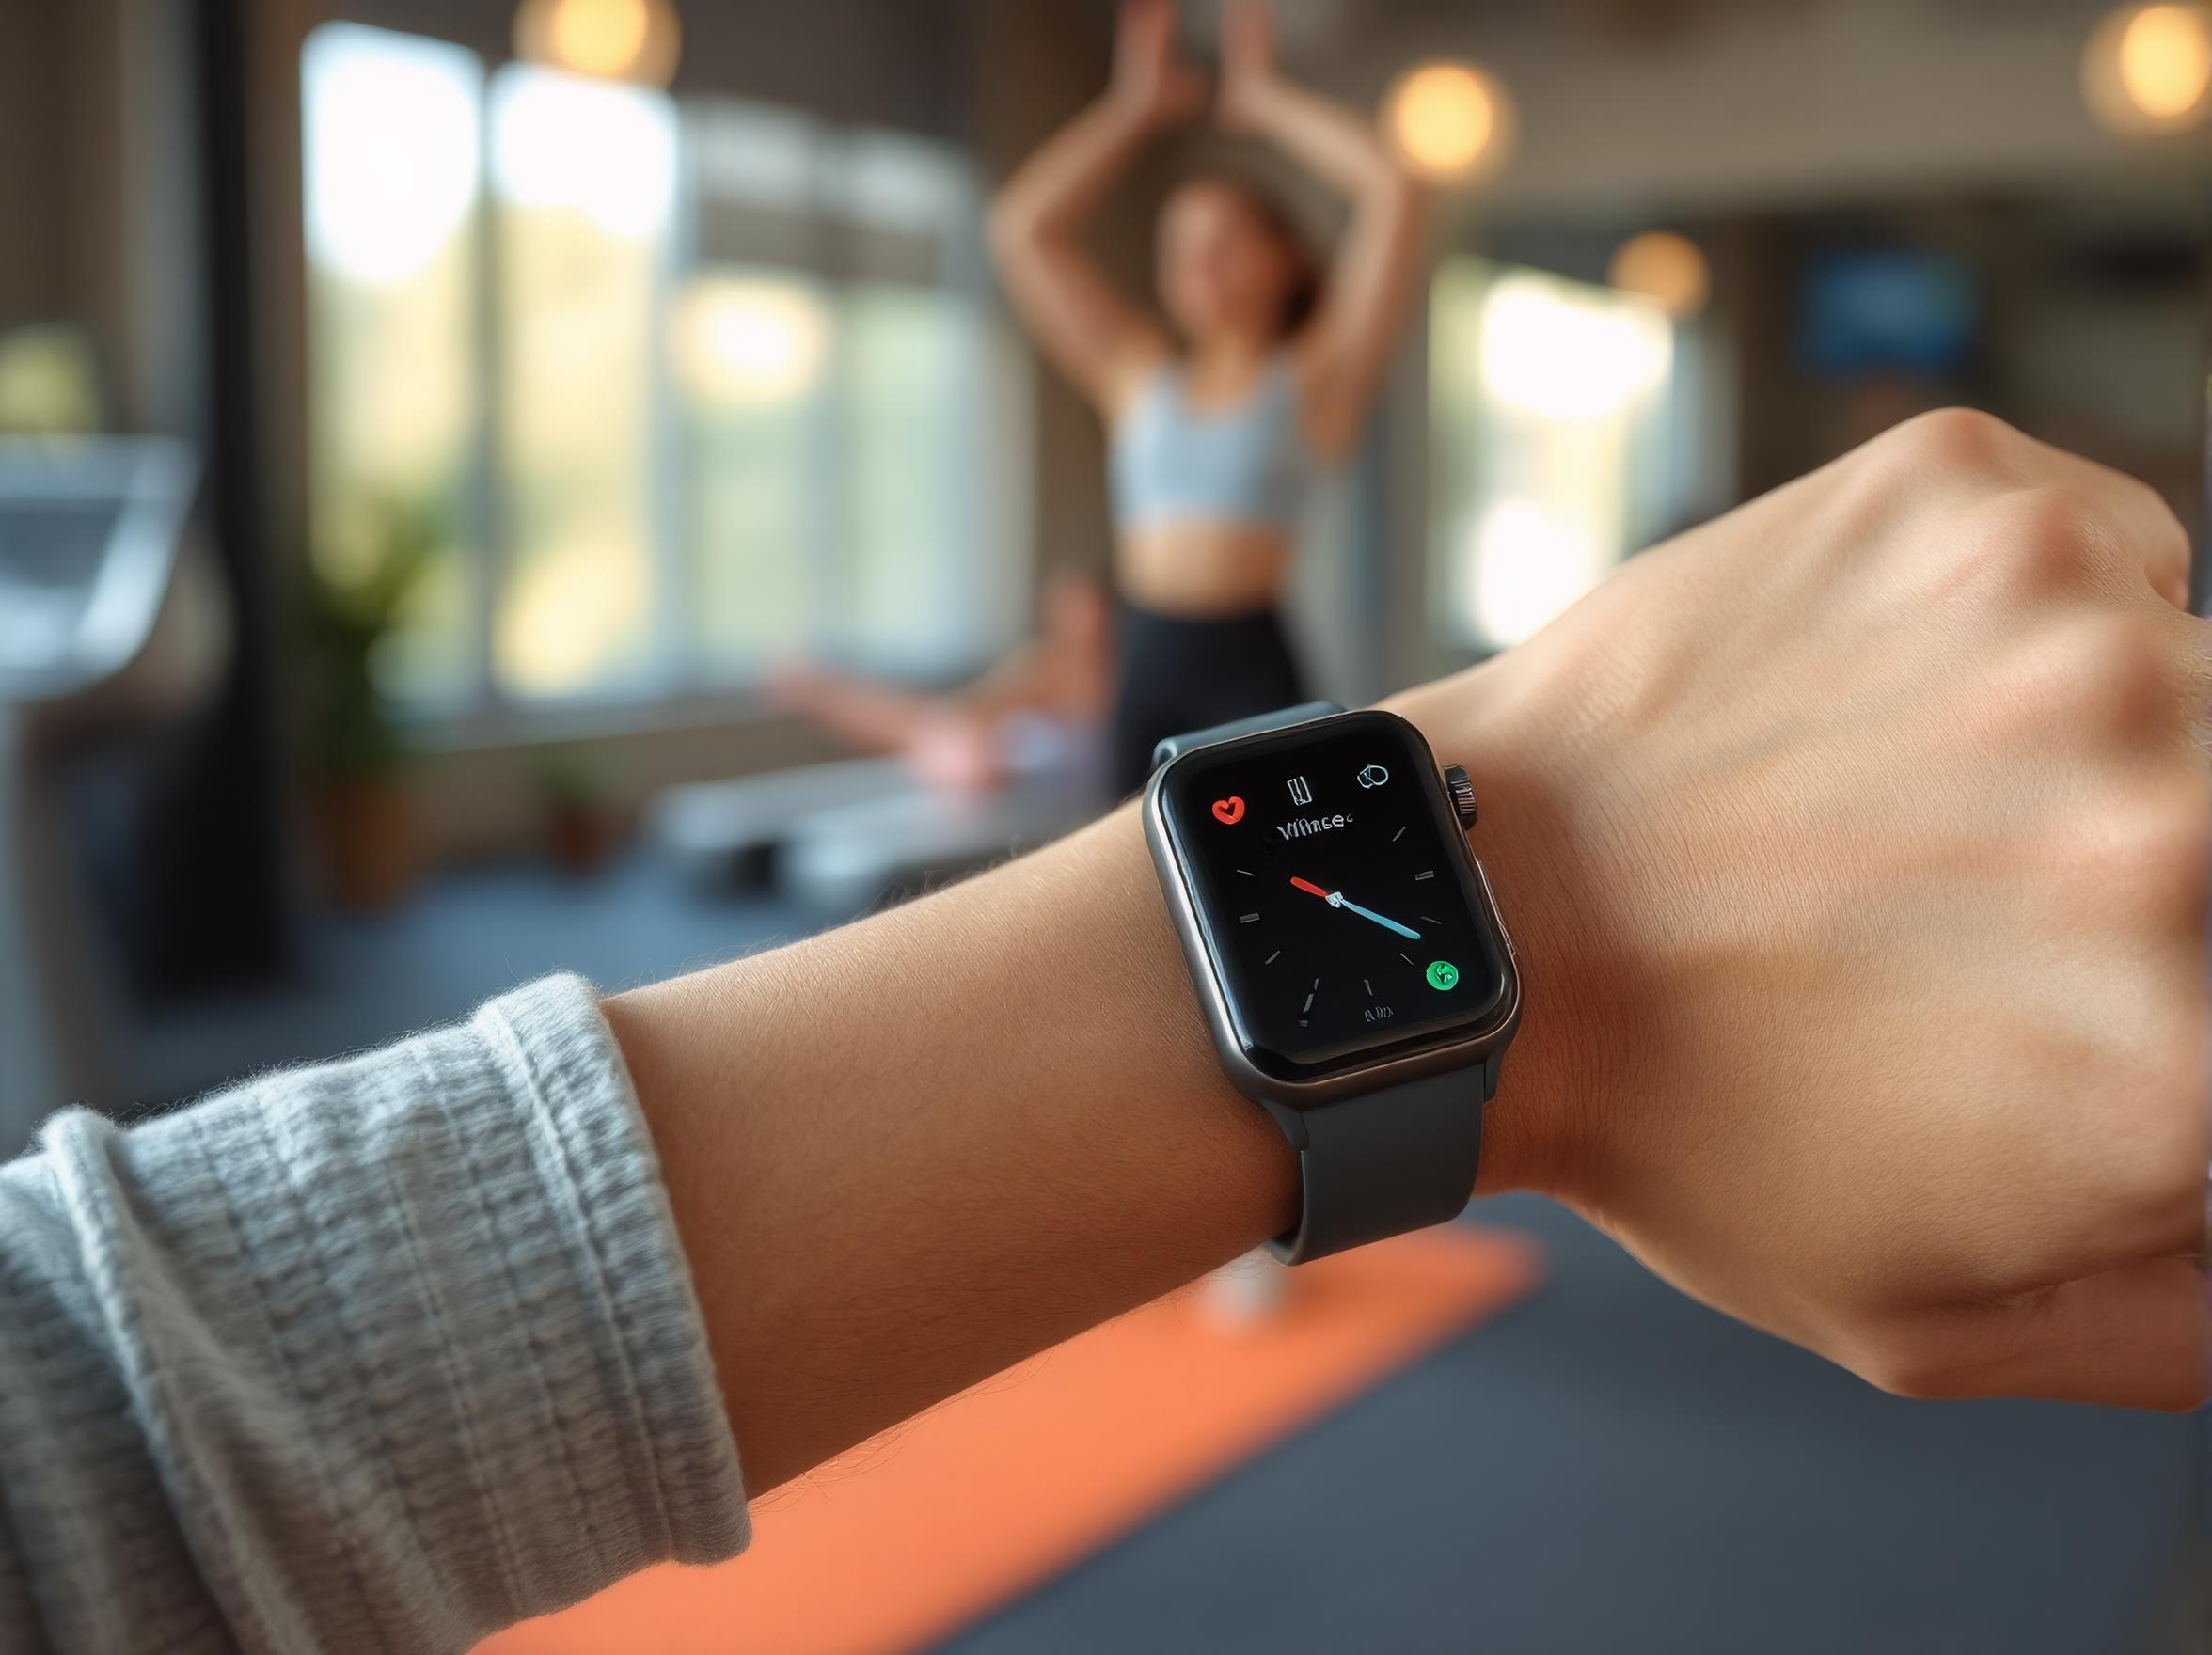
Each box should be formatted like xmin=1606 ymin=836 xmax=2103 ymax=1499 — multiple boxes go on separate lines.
xmin=1160 ymin=712 xmax=1509 ymax=1079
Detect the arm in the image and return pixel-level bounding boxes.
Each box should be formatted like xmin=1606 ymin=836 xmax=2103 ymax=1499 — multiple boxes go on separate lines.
xmin=0 ymin=415 xmax=2200 ymax=1642
xmin=621 ymin=411 xmax=2209 ymax=1490
xmin=1217 ymin=0 xmax=1424 ymax=459
xmin=987 ymin=0 xmax=1198 ymax=417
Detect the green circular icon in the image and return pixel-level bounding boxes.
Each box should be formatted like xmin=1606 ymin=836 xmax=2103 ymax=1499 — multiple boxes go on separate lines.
xmin=1425 ymin=959 xmax=1460 ymax=991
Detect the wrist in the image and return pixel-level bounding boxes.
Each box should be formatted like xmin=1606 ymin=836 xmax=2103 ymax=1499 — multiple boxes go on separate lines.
xmin=1218 ymin=74 xmax=1290 ymax=134
xmin=1382 ymin=665 xmax=1611 ymax=1206
xmin=1101 ymin=85 xmax=1177 ymax=136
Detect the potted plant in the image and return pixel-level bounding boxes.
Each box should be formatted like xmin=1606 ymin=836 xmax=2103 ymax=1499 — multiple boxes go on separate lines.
xmin=300 ymin=496 xmax=438 ymax=909
xmin=531 ymin=744 xmax=622 ymax=876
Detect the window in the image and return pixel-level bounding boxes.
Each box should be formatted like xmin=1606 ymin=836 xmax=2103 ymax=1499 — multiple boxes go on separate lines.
xmin=302 ymin=24 xmax=1018 ymax=722
xmin=1428 ymin=260 xmax=1678 ymax=652
xmin=302 ymin=24 xmax=482 ymax=703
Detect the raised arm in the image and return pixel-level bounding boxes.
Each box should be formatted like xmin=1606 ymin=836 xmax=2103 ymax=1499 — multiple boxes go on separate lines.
xmin=1 ymin=417 xmax=2201 ymax=1645
xmin=622 ymin=411 xmax=2208 ymax=1490
xmin=988 ymin=0 xmax=1198 ymax=418
xmin=1217 ymin=0 xmax=1423 ymax=458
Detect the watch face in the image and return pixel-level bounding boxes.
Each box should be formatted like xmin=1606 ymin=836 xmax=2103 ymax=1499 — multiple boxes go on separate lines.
xmin=1159 ymin=711 xmax=1510 ymax=1080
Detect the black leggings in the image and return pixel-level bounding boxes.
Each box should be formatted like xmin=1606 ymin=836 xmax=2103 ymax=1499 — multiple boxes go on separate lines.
xmin=1110 ymin=604 xmax=1308 ymax=797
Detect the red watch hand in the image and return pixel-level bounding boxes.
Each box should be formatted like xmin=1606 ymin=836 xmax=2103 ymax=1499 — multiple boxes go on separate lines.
xmin=1289 ymin=876 xmax=1331 ymax=899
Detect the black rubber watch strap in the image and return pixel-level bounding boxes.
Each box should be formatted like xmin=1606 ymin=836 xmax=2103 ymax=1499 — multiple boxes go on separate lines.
xmin=1260 ymin=1053 xmax=1496 ymax=1264
xmin=1149 ymin=701 xmax=1343 ymax=773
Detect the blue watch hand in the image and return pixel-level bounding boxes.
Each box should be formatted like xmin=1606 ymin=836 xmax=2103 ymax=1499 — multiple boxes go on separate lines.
xmin=1289 ymin=876 xmax=1422 ymax=941
xmin=1337 ymin=895 xmax=1422 ymax=941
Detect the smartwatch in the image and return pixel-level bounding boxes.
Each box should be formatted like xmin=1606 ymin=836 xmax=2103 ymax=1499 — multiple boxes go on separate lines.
xmin=1143 ymin=702 xmax=1520 ymax=1264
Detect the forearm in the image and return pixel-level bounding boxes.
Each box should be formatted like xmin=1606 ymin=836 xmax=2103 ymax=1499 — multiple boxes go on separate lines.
xmin=989 ymin=92 xmax=1156 ymax=247
xmin=605 ymin=808 xmax=1294 ymax=1494
xmin=605 ymin=671 xmax=1576 ymax=1495
xmin=1236 ymin=76 xmax=1406 ymax=204
xmin=951 ymin=643 xmax=1055 ymax=720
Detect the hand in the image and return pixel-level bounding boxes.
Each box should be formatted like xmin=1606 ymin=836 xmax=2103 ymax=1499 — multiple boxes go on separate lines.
xmin=1111 ymin=0 xmax=1207 ymax=131
xmin=1215 ymin=0 xmax=1282 ymax=132
xmin=1393 ymin=409 xmax=2208 ymax=1410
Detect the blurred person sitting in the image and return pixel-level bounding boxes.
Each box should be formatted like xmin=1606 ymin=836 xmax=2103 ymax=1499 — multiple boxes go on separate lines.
xmin=991 ymin=0 xmax=1426 ymax=796
xmin=762 ymin=573 xmax=1113 ymax=799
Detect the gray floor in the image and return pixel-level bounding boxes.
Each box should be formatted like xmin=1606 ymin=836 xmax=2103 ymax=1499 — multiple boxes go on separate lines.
xmin=122 ymin=857 xmax=2209 ymax=1654
xmin=949 ymin=1196 xmax=2206 ymax=1655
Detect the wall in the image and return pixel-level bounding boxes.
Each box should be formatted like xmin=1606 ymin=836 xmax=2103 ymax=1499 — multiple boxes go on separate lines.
xmin=1341 ymin=0 xmax=2211 ymax=217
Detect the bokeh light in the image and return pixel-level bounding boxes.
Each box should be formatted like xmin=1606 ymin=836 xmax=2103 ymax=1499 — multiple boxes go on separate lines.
xmin=514 ymin=0 xmax=682 ymax=87
xmin=491 ymin=67 xmax=676 ymax=239
xmin=1463 ymin=497 xmax=1607 ymax=647
xmin=1384 ymin=62 xmax=1515 ymax=184
xmin=303 ymin=24 xmax=481 ymax=286
xmin=672 ymin=279 xmax=830 ymax=406
xmin=1608 ymin=231 xmax=1710 ymax=320
xmin=1477 ymin=272 xmax=1673 ymax=421
xmin=496 ymin=533 xmax=653 ymax=695
xmin=2082 ymin=3 xmax=2212 ymax=134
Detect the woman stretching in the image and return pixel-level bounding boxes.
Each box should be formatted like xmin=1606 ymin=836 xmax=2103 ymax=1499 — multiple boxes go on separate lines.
xmin=990 ymin=0 xmax=1424 ymax=795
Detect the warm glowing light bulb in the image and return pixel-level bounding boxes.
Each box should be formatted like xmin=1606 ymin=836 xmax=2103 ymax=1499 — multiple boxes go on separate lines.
xmin=2082 ymin=2 xmax=2212 ymax=133
xmin=1608 ymin=231 xmax=1710 ymax=320
xmin=1384 ymin=62 xmax=1514 ymax=183
xmin=553 ymin=0 xmax=647 ymax=76
xmin=514 ymin=0 xmax=681 ymax=87
xmin=2122 ymin=3 xmax=2212 ymax=114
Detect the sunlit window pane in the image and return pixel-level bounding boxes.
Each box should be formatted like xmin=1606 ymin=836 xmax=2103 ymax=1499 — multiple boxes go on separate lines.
xmin=304 ymin=39 xmax=1015 ymax=718
xmin=835 ymin=284 xmax=977 ymax=668
xmin=1430 ymin=260 xmax=1674 ymax=651
xmin=490 ymin=66 xmax=675 ymax=700
xmin=301 ymin=23 xmax=482 ymax=706
xmin=674 ymin=271 xmax=826 ymax=676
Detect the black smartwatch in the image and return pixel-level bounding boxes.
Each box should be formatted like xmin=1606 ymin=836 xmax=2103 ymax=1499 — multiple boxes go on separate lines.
xmin=1143 ymin=702 xmax=1520 ymax=1264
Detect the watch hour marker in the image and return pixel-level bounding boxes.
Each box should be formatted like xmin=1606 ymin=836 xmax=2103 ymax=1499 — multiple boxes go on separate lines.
xmin=1391 ymin=826 xmax=1407 ymax=843
xmin=1263 ymin=949 xmax=1281 ymax=964
xmin=1413 ymin=870 xmax=1435 ymax=882
xmin=1236 ymin=868 xmax=1255 ymax=877
xmin=1240 ymin=912 xmax=1260 ymax=923
xmin=1301 ymin=990 xmax=1316 ymax=1014
xmin=1420 ymin=916 xmax=1443 ymax=926
xmin=1398 ymin=952 xmax=1415 ymax=967
xmin=1363 ymin=978 xmax=1373 ymax=996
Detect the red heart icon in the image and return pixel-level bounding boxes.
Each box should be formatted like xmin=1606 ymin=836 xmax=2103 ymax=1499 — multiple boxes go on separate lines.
xmin=1211 ymin=796 xmax=1246 ymax=825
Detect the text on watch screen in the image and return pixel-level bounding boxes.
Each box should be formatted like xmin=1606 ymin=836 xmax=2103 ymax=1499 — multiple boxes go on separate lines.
xmin=1164 ymin=719 xmax=1505 ymax=1073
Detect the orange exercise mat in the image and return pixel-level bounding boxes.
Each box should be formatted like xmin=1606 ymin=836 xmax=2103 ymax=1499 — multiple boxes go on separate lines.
xmin=482 ymin=1225 xmax=1540 ymax=1655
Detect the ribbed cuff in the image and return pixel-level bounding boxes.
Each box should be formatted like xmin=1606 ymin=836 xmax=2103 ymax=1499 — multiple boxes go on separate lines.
xmin=27 ymin=973 xmax=748 ymax=1654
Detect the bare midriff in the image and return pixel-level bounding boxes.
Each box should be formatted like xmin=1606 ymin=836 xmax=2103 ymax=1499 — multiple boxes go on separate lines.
xmin=1115 ymin=519 xmax=1295 ymax=617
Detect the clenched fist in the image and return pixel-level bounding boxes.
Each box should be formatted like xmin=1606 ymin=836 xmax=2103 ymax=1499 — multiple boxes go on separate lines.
xmin=1399 ymin=408 xmax=2209 ymax=1409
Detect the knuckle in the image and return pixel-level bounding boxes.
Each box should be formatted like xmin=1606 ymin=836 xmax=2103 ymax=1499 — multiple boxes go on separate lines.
xmin=1887 ymin=405 xmax=2020 ymax=475
xmin=1965 ymin=487 xmax=2106 ymax=590
xmin=2080 ymin=616 xmax=2193 ymax=734
xmin=2073 ymin=776 xmax=2211 ymax=942
xmin=1979 ymin=617 xmax=2178 ymax=736
xmin=1852 ymin=1333 xmax=1971 ymax=1402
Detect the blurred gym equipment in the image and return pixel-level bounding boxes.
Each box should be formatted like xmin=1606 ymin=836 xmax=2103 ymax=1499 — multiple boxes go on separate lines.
xmin=0 ymin=439 xmax=226 ymax=1152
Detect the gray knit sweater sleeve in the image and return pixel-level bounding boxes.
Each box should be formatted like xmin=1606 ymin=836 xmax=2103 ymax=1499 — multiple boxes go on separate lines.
xmin=0 ymin=975 xmax=750 ymax=1655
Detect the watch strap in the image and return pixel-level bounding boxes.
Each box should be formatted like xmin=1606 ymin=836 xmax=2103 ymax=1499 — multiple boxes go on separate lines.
xmin=1261 ymin=1051 xmax=1497 ymax=1264
xmin=1149 ymin=701 xmax=1343 ymax=773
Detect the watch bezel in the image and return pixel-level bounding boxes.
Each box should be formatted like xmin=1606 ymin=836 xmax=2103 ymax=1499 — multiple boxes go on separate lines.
xmin=1142 ymin=708 xmax=1522 ymax=1111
